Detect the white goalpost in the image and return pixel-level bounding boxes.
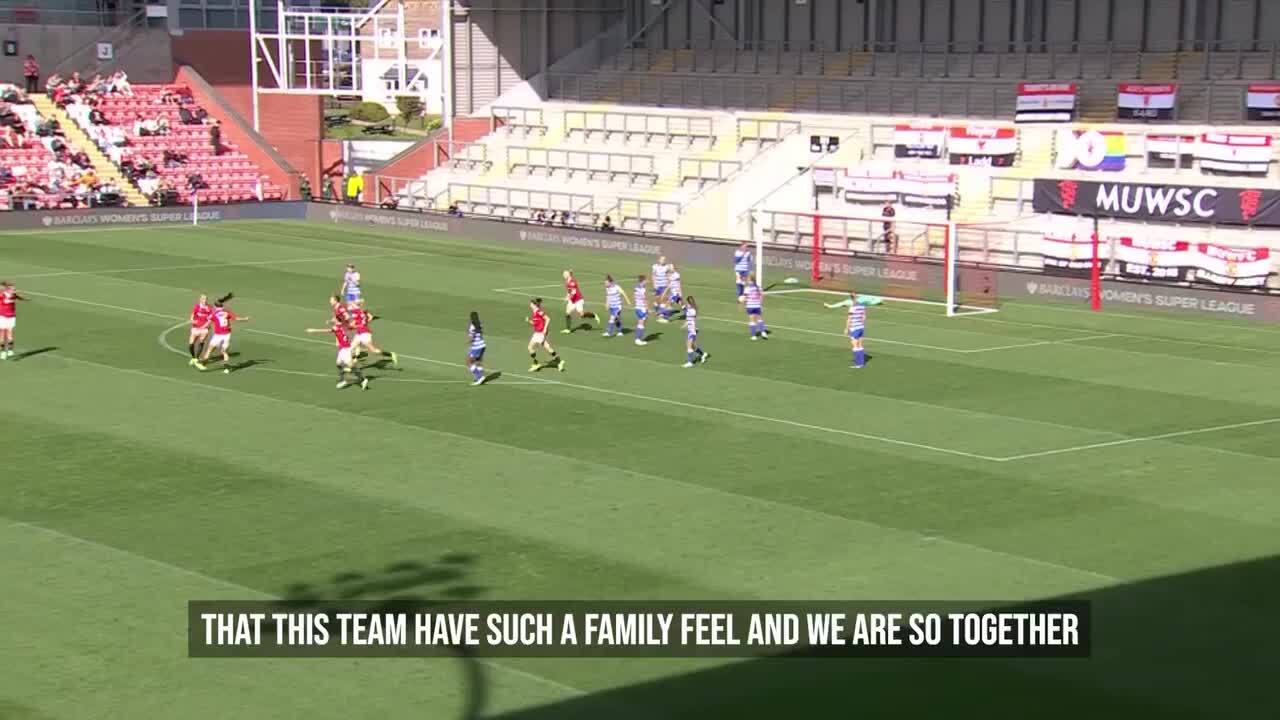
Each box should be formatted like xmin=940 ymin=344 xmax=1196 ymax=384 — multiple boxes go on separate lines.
xmin=750 ymin=209 xmax=995 ymax=316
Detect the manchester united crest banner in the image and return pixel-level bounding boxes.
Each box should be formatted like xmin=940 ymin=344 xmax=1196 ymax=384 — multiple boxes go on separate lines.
xmin=1032 ymin=178 xmax=1280 ymax=226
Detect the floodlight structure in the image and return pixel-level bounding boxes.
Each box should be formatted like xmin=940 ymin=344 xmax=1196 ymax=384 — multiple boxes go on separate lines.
xmin=247 ymin=0 xmax=446 ymax=131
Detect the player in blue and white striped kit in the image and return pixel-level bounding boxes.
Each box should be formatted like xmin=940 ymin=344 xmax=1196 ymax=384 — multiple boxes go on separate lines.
xmin=632 ymin=275 xmax=650 ymax=346
xmin=733 ymin=243 xmax=752 ymax=297
xmin=846 ymin=295 xmax=867 ymax=368
xmin=681 ymin=296 xmax=709 ymax=368
xmin=466 ymin=311 xmax=488 ymax=385
xmin=602 ymin=274 xmax=630 ymax=337
xmin=660 ymin=265 xmax=685 ymax=321
xmin=738 ymin=274 xmax=769 ymax=340
xmin=339 ymin=264 xmax=362 ymax=303
xmin=651 ymin=256 xmax=673 ymax=323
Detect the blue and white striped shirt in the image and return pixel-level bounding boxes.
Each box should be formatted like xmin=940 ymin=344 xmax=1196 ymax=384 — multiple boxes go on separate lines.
xmin=468 ymin=323 xmax=486 ymax=351
xmin=744 ymin=284 xmax=762 ymax=310
xmin=605 ymin=282 xmax=624 ymax=310
xmin=651 ymin=263 xmax=670 ymax=288
xmin=342 ymin=270 xmax=361 ymax=295
xmin=733 ymin=248 xmax=752 ymax=274
xmin=848 ymin=305 xmax=866 ymax=331
xmin=668 ymin=271 xmax=682 ymax=297
xmin=685 ymin=306 xmax=698 ymax=334
xmin=633 ymin=283 xmax=648 ymax=310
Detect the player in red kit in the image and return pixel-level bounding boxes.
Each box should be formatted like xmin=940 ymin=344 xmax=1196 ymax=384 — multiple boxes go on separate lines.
xmin=526 ymin=297 xmax=564 ymax=372
xmin=0 ymin=281 xmax=27 ymax=360
xmin=197 ymin=297 xmax=250 ymax=374
xmin=187 ymin=293 xmax=214 ymax=366
xmin=330 ymin=295 xmax=350 ymax=325
xmin=347 ymin=302 xmax=398 ymax=366
xmin=560 ymin=269 xmax=600 ymax=334
xmin=306 ymin=319 xmax=369 ymax=390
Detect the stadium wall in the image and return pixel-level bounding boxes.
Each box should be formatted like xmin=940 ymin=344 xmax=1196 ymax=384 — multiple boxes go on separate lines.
xmin=2 ymin=203 xmax=1274 ymax=322
xmin=616 ymin=0 xmax=1280 ymax=52
xmin=170 ymin=30 xmax=324 ymax=190
xmin=0 ymin=25 xmax=174 ymax=83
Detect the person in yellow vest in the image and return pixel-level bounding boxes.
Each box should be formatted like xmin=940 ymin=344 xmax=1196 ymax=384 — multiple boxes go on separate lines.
xmin=344 ymin=172 xmax=364 ymax=205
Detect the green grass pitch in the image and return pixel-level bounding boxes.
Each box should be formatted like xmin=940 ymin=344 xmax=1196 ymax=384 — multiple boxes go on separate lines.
xmin=1 ymin=219 xmax=1277 ymax=719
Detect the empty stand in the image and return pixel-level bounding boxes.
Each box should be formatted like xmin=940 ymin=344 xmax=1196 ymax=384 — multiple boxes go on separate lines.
xmin=506 ymin=146 xmax=658 ymax=187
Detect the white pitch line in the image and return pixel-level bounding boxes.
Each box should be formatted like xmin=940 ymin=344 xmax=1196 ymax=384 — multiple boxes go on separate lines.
xmin=962 ymin=333 xmax=1123 ymax=353
xmin=32 ymin=290 xmax=997 ymax=462
xmin=6 ymin=519 xmax=585 ymax=698
xmin=765 ymin=287 xmax=1001 ymax=315
xmin=13 ymin=250 xmax=429 ymax=280
xmin=995 ymin=417 xmax=1280 ymax=462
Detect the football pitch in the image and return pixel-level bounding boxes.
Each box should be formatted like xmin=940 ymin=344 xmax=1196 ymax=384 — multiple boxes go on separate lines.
xmin=2 ymin=218 xmax=1277 ymax=719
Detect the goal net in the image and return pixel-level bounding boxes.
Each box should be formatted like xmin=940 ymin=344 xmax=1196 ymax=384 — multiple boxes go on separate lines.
xmin=752 ymin=209 xmax=1000 ymax=316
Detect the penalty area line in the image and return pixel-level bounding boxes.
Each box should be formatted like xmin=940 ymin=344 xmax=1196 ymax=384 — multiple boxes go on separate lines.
xmin=994 ymin=417 xmax=1280 ymax=461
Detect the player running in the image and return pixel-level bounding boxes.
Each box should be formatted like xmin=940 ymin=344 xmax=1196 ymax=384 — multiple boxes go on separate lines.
xmin=561 ymin=269 xmax=601 ymax=333
xmin=526 ymin=298 xmax=565 ymax=372
xmin=197 ymin=297 xmax=249 ymax=373
xmin=348 ymin=302 xmax=398 ymax=366
xmin=339 ymin=264 xmax=362 ymax=303
xmin=602 ymin=274 xmax=630 ymax=337
xmin=660 ymin=264 xmax=685 ymax=321
xmin=733 ymin=242 xmax=752 ymax=297
xmin=187 ymin=293 xmax=214 ymax=366
xmin=682 ymin=296 xmax=709 ymax=368
xmin=330 ymin=294 xmax=350 ymax=326
xmin=739 ymin=274 xmax=769 ymax=340
xmin=632 ymin=275 xmax=649 ymax=346
xmin=0 ymin=281 xmax=26 ymax=360
xmin=306 ymin=319 xmax=369 ymax=390
xmin=651 ymin=256 xmax=673 ymax=322
xmin=466 ymin=311 xmax=488 ymax=386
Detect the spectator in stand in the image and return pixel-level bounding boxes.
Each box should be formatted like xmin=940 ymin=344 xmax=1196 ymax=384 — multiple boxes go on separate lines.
xmin=880 ymin=199 xmax=896 ymax=248
xmin=136 ymin=169 xmax=160 ymax=198
xmin=22 ymin=55 xmax=39 ymax=94
xmin=447 ymin=202 xmax=462 ymax=217
xmin=96 ymin=180 xmax=122 ymax=207
xmin=70 ymin=150 xmax=92 ymax=170
xmin=0 ymin=83 xmax=27 ymax=104
xmin=88 ymin=105 xmax=107 ymax=125
xmin=35 ymin=116 xmax=61 ymax=137
xmin=108 ymin=71 xmax=133 ymax=97
xmin=533 ymin=210 xmax=545 ymax=224
xmin=44 ymin=73 xmax=61 ymax=94
xmin=599 ymin=216 xmax=615 ymax=232
xmin=208 ymin=119 xmax=222 ymax=156
xmin=0 ymin=124 xmax=19 ymax=149
xmin=162 ymin=149 xmax=186 ymax=168
xmin=559 ymin=210 xmax=571 ymax=226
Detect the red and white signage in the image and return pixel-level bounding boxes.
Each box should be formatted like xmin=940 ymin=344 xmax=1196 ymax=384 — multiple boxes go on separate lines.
xmin=842 ymin=168 xmax=955 ymax=207
xmin=1117 ymin=84 xmax=1177 ymax=120
xmin=1246 ymin=83 xmax=1280 ymax=120
xmin=1113 ymin=236 xmax=1194 ymax=281
xmin=1016 ymin=83 xmax=1077 ymax=123
xmin=893 ymin=125 xmax=946 ymax=159
xmin=1194 ymin=243 xmax=1271 ymax=287
xmin=1198 ymin=133 xmax=1273 ymax=175
xmin=948 ymin=126 xmax=1017 ymax=167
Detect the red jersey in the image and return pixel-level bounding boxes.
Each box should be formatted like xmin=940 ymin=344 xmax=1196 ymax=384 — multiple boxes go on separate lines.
xmin=0 ymin=289 xmax=17 ymax=318
xmin=333 ymin=304 xmax=350 ymax=325
xmin=565 ymin=278 xmax=583 ymax=303
xmin=190 ymin=302 xmax=213 ymax=328
xmin=209 ymin=308 xmax=237 ymax=334
xmin=530 ymin=308 xmax=549 ymax=334
xmin=331 ymin=324 xmax=353 ymax=349
xmin=349 ymin=308 xmax=371 ymax=334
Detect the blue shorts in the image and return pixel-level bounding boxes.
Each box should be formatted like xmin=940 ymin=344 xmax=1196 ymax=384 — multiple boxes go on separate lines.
xmin=653 ymin=287 xmax=667 ymax=298
xmin=635 ymin=309 xmax=648 ymax=320
xmin=669 ymin=294 xmax=683 ymax=305
xmin=736 ymin=272 xmax=749 ymax=282
xmin=849 ymin=329 xmax=864 ymax=340
xmin=687 ymin=331 xmax=698 ymax=342
xmin=469 ymin=347 xmax=486 ymax=360
xmin=344 ymin=290 xmax=361 ymax=303
xmin=746 ymin=307 xmax=762 ymax=316
xmin=608 ymin=306 xmax=622 ymax=318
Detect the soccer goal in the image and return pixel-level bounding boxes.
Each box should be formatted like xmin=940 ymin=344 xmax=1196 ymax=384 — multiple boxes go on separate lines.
xmin=752 ymin=209 xmax=1000 ymax=316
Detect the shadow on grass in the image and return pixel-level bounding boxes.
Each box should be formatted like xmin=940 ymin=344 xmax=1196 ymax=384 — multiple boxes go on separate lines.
xmin=489 ymin=555 xmax=1279 ymax=720
xmin=284 ymin=552 xmax=491 ymax=720
xmin=11 ymin=346 xmax=57 ymax=361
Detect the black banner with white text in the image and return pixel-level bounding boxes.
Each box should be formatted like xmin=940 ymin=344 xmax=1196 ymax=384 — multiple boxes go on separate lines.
xmin=1032 ymin=179 xmax=1280 ymax=226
